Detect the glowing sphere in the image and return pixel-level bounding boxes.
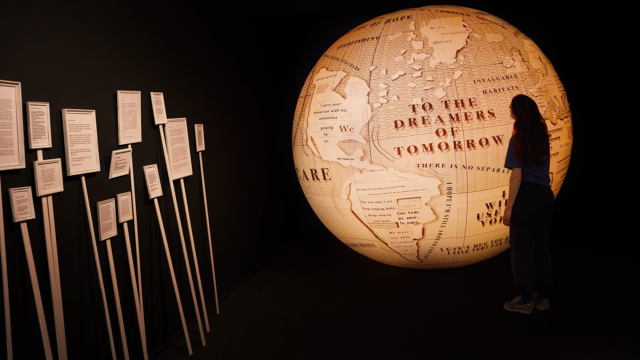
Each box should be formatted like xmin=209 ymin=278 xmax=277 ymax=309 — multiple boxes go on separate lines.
xmin=292 ymin=5 xmax=572 ymax=269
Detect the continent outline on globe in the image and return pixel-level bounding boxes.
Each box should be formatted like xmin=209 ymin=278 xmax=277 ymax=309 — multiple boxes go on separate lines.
xmin=293 ymin=5 xmax=572 ymax=269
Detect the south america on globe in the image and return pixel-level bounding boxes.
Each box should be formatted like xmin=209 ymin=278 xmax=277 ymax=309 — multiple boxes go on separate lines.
xmin=292 ymin=5 xmax=572 ymax=269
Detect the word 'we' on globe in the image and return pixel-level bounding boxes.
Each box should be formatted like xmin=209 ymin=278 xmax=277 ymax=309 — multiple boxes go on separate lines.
xmin=292 ymin=5 xmax=572 ymax=269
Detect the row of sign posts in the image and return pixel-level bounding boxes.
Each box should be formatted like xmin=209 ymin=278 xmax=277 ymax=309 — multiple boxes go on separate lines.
xmin=0 ymin=80 xmax=219 ymax=360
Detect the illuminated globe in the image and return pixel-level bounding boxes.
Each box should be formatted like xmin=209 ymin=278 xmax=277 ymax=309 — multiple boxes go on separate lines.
xmin=292 ymin=5 xmax=572 ymax=269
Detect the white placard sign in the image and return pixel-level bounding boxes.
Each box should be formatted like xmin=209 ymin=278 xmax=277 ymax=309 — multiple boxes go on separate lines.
xmin=0 ymin=80 xmax=25 ymax=170
xmin=116 ymin=192 xmax=133 ymax=223
xmin=33 ymin=159 xmax=64 ymax=197
xmin=165 ymin=118 xmax=193 ymax=180
xmin=143 ymin=164 xmax=163 ymax=199
xmin=108 ymin=148 xmax=132 ymax=179
xmin=150 ymin=92 xmax=167 ymax=125
xmin=117 ymin=90 xmax=142 ymax=145
xmin=8 ymin=187 xmax=36 ymax=223
xmin=26 ymin=101 xmax=52 ymax=149
xmin=97 ymin=199 xmax=117 ymax=241
xmin=61 ymin=109 xmax=101 ymax=176
xmin=195 ymin=124 xmax=205 ymax=152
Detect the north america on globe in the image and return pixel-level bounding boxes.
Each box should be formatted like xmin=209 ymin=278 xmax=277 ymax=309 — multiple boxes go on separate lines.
xmin=292 ymin=5 xmax=572 ymax=269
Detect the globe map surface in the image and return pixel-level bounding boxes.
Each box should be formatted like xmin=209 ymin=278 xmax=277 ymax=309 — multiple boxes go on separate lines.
xmin=292 ymin=5 xmax=572 ymax=269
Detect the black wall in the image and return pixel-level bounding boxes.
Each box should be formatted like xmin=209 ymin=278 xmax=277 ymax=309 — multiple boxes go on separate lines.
xmin=0 ymin=1 xmax=626 ymax=359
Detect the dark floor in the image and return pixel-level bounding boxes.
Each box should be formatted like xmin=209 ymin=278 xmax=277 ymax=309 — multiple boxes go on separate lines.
xmin=153 ymin=229 xmax=636 ymax=360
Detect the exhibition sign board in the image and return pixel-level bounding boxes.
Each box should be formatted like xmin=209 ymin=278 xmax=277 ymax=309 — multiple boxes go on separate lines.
xmin=117 ymin=90 xmax=143 ymax=320
xmin=116 ymin=192 xmax=133 ymax=223
xmin=28 ymin=100 xmax=67 ymax=359
xmin=195 ymin=124 xmax=220 ymax=314
xmin=165 ymin=118 xmax=193 ymax=180
xmin=0 ymin=80 xmax=25 ymax=171
xmin=195 ymin=124 xmax=205 ymax=152
xmin=117 ymin=91 xmax=142 ymax=145
xmin=8 ymin=187 xmax=36 ymax=223
xmin=24 ymin=97 xmax=65 ymax=359
xmin=116 ymin=187 xmax=148 ymax=358
xmin=61 ymin=109 xmax=101 ymax=176
xmin=33 ymin=159 xmax=64 ymax=197
xmin=150 ymin=92 xmax=167 ymax=125
xmin=108 ymin=149 xmax=132 ymax=179
xmin=26 ymin=102 xmax=52 ymax=149
xmin=80 ymin=178 xmax=117 ymax=359
xmin=33 ymin=156 xmax=67 ymax=360
xmin=156 ymin=117 xmax=207 ymax=343
xmin=13 ymin=188 xmax=54 ymax=360
xmin=97 ymin=199 xmax=117 ymax=241
xmin=143 ymin=164 xmax=162 ymax=199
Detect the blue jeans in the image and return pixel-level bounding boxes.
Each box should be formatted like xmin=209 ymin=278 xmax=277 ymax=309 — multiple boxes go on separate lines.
xmin=510 ymin=181 xmax=554 ymax=303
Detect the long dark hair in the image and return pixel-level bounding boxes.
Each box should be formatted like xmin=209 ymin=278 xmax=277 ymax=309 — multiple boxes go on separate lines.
xmin=511 ymin=94 xmax=549 ymax=167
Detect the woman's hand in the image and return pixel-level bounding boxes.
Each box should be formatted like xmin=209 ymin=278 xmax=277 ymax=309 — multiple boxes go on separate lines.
xmin=503 ymin=208 xmax=512 ymax=227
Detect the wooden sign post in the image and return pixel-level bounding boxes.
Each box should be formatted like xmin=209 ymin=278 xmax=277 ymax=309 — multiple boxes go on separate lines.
xmin=8 ymin=187 xmax=53 ymax=360
xmin=116 ymin=192 xmax=148 ymax=360
xmin=163 ymin=118 xmax=209 ymax=333
xmin=28 ymin=100 xmax=68 ymax=360
xmin=143 ymin=164 xmax=192 ymax=355
xmin=0 ymin=79 xmax=27 ymax=360
xmin=116 ymin=90 xmax=143 ymax=317
xmin=97 ymin=199 xmax=129 ymax=360
xmin=151 ymin=93 xmax=206 ymax=346
xmin=62 ymin=108 xmax=117 ymax=360
xmin=195 ymin=124 xmax=220 ymax=314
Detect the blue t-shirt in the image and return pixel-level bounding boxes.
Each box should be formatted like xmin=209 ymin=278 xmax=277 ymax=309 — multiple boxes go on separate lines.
xmin=504 ymin=137 xmax=551 ymax=187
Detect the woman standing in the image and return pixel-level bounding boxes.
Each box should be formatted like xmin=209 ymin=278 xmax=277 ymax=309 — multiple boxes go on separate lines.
xmin=502 ymin=94 xmax=554 ymax=314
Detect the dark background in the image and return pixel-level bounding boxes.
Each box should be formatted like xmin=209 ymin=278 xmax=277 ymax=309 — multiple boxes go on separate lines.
xmin=0 ymin=1 xmax=631 ymax=359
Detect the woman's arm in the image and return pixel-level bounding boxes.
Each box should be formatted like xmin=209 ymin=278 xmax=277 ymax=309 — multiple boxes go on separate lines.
xmin=503 ymin=168 xmax=522 ymax=226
